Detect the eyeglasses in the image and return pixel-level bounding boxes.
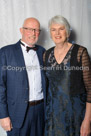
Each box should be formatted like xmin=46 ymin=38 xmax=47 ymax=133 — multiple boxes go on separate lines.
xmin=23 ymin=27 xmax=41 ymax=33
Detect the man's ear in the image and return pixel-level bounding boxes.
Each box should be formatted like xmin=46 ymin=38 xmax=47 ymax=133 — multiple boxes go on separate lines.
xmin=20 ymin=28 xmax=23 ymax=35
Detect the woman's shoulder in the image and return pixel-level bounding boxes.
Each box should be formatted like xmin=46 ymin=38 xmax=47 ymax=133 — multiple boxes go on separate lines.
xmin=45 ymin=46 xmax=55 ymax=57
xmin=73 ymin=43 xmax=87 ymax=50
xmin=70 ymin=43 xmax=88 ymax=63
xmin=72 ymin=43 xmax=87 ymax=56
xmin=43 ymin=46 xmax=55 ymax=64
xmin=46 ymin=46 xmax=55 ymax=53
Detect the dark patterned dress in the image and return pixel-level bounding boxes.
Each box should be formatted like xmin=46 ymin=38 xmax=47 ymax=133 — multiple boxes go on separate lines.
xmin=45 ymin=45 xmax=86 ymax=136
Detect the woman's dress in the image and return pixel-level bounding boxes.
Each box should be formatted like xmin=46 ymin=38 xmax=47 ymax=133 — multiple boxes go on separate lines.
xmin=45 ymin=45 xmax=86 ymax=136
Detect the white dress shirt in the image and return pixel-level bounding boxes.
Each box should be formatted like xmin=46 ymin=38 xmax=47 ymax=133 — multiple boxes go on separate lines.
xmin=21 ymin=41 xmax=43 ymax=101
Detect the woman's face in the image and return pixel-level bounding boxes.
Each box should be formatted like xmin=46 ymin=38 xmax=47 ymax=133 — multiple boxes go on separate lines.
xmin=50 ymin=23 xmax=68 ymax=45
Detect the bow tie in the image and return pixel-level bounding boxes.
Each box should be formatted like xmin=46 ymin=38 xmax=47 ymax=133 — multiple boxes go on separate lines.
xmin=26 ymin=46 xmax=37 ymax=52
xmin=20 ymin=42 xmax=37 ymax=52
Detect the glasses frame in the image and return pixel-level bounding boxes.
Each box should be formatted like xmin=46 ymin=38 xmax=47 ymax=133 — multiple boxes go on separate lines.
xmin=23 ymin=27 xmax=41 ymax=33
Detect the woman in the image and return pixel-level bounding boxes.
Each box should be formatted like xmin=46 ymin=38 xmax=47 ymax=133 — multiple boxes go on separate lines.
xmin=44 ymin=15 xmax=91 ymax=136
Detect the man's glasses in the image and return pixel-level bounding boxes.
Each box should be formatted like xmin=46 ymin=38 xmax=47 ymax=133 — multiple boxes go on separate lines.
xmin=23 ymin=27 xmax=41 ymax=33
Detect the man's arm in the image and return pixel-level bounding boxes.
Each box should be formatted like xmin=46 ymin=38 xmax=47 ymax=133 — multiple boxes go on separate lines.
xmin=0 ymin=49 xmax=12 ymax=131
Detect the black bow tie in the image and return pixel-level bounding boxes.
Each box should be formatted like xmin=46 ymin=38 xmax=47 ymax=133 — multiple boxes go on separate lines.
xmin=20 ymin=41 xmax=37 ymax=52
xmin=26 ymin=46 xmax=37 ymax=52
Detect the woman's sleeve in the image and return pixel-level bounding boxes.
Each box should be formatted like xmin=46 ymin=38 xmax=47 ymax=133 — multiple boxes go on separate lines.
xmin=82 ymin=48 xmax=91 ymax=103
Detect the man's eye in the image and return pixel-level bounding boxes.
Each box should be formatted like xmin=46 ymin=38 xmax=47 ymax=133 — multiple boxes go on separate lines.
xmin=51 ymin=29 xmax=56 ymax=31
xmin=30 ymin=29 xmax=34 ymax=31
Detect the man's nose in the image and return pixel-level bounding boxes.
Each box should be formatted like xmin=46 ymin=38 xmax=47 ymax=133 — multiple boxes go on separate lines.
xmin=32 ymin=30 xmax=36 ymax=35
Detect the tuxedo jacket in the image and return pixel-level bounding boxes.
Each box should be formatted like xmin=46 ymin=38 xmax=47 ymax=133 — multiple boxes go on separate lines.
xmin=0 ymin=40 xmax=46 ymax=128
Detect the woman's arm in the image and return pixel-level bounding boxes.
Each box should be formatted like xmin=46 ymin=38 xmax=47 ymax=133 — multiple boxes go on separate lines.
xmin=80 ymin=102 xmax=91 ymax=136
xmin=80 ymin=48 xmax=91 ymax=136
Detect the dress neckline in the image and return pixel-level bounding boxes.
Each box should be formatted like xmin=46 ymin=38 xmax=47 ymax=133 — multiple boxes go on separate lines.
xmin=53 ymin=44 xmax=74 ymax=65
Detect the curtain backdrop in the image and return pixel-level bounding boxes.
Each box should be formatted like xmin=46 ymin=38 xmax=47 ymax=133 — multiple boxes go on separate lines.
xmin=0 ymin=0 xmax=91 ymax=135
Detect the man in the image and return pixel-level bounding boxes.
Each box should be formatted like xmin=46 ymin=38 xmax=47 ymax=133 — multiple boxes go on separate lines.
xmin=0 ymin=17 xmax=46 ymax=136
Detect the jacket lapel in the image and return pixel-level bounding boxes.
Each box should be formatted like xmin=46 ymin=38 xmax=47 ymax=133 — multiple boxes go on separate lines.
xmin=36 ymin=46 xmax=43 ymax=67
xmin=36 ymin=45 xmax=46 ymax=97
xmin=14 ymin=41 xmax=28 ymax=81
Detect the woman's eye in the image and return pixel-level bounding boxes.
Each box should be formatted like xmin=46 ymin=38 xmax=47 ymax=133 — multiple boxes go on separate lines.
xmin=60 ymin=28 xmax=64 ymax=30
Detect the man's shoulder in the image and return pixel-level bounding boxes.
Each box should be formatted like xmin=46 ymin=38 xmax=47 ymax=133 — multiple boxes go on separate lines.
xmin=36 ymin=44 xmax=46 ymax=52
xmin=1 ymin=44 xmax=14 ymax=51
xmin=0 ymin=41 xmax=20 ymax=52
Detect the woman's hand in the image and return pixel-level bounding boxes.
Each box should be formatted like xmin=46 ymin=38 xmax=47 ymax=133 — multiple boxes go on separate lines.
xmin=80 ymin=119 xmax=91 ymax=136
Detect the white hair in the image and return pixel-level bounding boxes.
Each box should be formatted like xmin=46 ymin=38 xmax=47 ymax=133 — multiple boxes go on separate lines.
xmin=48 ymin=15 xmax=71 ymax=36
